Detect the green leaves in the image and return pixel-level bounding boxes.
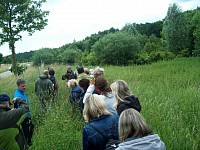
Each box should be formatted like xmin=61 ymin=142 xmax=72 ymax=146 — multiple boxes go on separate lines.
xmin=0 ymin=0 xmax=49 ymax=75
xmin=92 ymin=31 xmax=140 ymax=65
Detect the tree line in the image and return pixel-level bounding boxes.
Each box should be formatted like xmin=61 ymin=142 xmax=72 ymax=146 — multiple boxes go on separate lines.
xmin=1 ymin=3 xmax=200 ymax=66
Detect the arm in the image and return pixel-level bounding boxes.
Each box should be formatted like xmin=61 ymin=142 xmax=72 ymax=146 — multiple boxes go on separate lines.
xmin=83 ymin=84 xmax=95 ymax=103
xmin=4 ymin=98 xmax=29 ymax=126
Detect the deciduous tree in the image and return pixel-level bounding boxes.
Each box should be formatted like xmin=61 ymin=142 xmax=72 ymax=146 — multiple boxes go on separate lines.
xmin=0 ymin=0 xmax=49 ymax=74
xmin=162 ymin=3 xmax=190 ymax=55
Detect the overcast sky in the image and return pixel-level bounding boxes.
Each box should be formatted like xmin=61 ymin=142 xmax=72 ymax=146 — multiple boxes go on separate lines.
xmin=0 ymin=0 xmax=199 ymax=56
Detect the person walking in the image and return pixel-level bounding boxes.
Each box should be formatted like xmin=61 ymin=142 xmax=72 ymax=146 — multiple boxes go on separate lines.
xmin=116 ymin=108 xmax=166 ymax=150
xmin=82 ymin=94 xmax=119 ymax=150
xmin=14 ymin=79 xmax=34 ymax=146
xmin=110 ymin=80 xmax=141 ymax=115
xmin=35 ymin=70 xmax=54 ymax=114
xmin=48 ymin=68 xmax=59 ymax=101
xmin=0 ymin=94 xmax=29 ymax=150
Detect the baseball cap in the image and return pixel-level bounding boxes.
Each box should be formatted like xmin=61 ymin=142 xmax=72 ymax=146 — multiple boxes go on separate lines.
xmin=0 ymin=94 xmax=12 ymax=104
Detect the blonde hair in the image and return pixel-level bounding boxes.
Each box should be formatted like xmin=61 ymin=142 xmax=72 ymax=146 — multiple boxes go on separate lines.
xmin=67 ymin=79 xmax=78 ymax=88
xmin=43 ymin=70 xmax=49 ymax=76
xmin=93 ymin=66 xmax=104 ymax=78
xmin=83 ymin=94 xmax=110 ymax=122
xmin=110 ymin=80 xmax=131 ymax=108
xmin=118 ymin=108 xmax=152 ymax=142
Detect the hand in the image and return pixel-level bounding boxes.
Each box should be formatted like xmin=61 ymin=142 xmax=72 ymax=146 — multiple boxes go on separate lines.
xmin=11 ymin=98 xmax=17 ymax=104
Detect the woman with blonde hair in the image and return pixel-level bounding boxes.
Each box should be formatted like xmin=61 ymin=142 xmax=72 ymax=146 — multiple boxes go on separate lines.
xmin=82 ymin=94 xmax=119 ymax=150
xmin=110 ymin=80 xmax=141 ymax=115
xmin=116 ymin=108 xmax=166 ymax=150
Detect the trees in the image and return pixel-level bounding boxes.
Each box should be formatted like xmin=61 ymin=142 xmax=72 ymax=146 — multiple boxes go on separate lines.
xmin=162 ymin=3 xmax=190 ymax=55
xmin=0 ymin=53 xmax=2 ymax=65
xmin=0 ymin=0 xmax=49 ymax=74
xmin=92 ymin=32 xmax=140 ymax=65
xmin=191 ymin=10 xmax=200 ymax=56
xmin=32 ymin=48 xmax=55 ymax=66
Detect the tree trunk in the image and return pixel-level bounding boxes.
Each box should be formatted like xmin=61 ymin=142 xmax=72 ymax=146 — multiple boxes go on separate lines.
xmin=10 ymin=42 xmax=17 ymax=75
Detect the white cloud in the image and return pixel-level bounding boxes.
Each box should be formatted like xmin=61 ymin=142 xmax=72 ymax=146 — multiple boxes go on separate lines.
xmin=0 ymin=0 xmax=199 ymax=56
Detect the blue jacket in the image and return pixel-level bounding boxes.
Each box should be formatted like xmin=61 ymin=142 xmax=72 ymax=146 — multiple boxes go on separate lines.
xmin=14 ymin=89 xmax=31 ymax=118
xmin=82 ymin=114 xmax=119 ymax=150
xmin=71 ymin=85 xmax=84 ymax=100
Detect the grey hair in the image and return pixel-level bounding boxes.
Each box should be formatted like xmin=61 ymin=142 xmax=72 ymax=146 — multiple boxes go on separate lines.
xmin=110 ymin=80 xmax=131 ymax=108
xmin=93 ymin=66 xmax=104 ymax=78
xmin=83 ymin=94 xmax=110 ymax=122
xmin=118 ymin=108 xmax=152 ymax=142
xmin=16 ymin=78 xmax=26 ymax=86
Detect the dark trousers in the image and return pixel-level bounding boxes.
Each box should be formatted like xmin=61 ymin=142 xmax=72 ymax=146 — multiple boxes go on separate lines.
xmin=21 ymin=118 xmax=34 ymax=146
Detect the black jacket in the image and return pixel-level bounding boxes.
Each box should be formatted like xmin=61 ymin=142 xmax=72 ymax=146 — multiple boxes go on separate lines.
xmin=0 ymin=98 xmax=29 ymax=150
xmin=117 ymin=95 xmax=141 ymax=116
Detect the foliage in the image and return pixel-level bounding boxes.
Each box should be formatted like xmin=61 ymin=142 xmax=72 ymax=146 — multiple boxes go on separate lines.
xmin=92 ymin=31 xmax=140 ymax=65
xmin=135 ymin=52 xmax=151 ymax=65
xmin=77 ymin=51 xmax=97 ymax=66
xmin=132 ymin=21 xmax=163 ymax=38
xmin=32 ymin=48 xmax=55 ymax=66
xmin=191 ymin=10 xmax=200 ymax=52
xmin=2 ymin=56 xmax=12 ymax=64
xmin=0 ymin=0 xmax=49 ymax=75
xmin=162 ymin=3 xmax=190 ymax=55
xmin=149 ymin=50 xmax=175 ymax=62
xmin=2 ymin=4 xmax=200 ymax=67
xmin=10 ymin=63 xmax=27 ymax=76
xmin=16 ymin=51 xmax=35 ymax=63
xmin=0 ymin=53 xmax=2 ymax=64
xmin=61 ymin=49 xmax=82 ymax=65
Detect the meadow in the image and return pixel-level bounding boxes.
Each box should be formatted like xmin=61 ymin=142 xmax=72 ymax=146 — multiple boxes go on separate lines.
xmin=0 ymin=57 xmax=199 ymax=150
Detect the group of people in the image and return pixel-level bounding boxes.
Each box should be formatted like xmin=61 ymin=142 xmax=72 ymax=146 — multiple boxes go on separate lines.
xmin=0 ymin=65 xmax=166 ymax=150
xmin=66 ymin=66 xmax=166 ymax=150
xmin=0 ymin=79 xmax=33 ymax=150
xmin=0 ymin=67 xmax=59 ymax=150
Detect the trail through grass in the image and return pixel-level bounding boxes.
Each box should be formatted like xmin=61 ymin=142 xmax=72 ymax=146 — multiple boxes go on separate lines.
xmin=0 ymin=57 xmax=199 ymax=150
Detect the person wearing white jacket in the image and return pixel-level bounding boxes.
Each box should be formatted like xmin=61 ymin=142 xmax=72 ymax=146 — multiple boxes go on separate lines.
xmin=116 ymin=108 xmax=166 ymax=150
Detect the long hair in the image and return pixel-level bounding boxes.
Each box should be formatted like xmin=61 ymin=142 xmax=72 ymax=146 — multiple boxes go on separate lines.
xmin=118 ymin=108 xmax=152 ymax=142
xmin=83 ymin=94 xmax=110 ymax=122
xmin=110 ymin=80 xmax=131 ymax=108
xmin=94 ymin=77 xmax=111 ymax=96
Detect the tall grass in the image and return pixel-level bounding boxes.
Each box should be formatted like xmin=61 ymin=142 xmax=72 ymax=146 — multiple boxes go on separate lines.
xmin=0 ymin=57 xmax=199 ymax=150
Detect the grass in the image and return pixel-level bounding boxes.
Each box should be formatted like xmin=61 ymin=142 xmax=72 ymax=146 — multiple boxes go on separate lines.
xmin=0 ymin=57 xmax=199 ymax=150
xmin=0 ymin=64 xmax=10 ymax=73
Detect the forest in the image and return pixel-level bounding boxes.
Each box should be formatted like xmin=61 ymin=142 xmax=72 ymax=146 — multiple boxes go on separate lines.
xmin=1 ymin=4 xmax=200 ymax=66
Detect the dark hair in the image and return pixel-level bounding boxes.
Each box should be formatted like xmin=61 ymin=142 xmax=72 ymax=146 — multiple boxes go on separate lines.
xmin=77 ymin=66 xmax=84 ymax=74
xmin=49 ymin=69 xmax=55 ymax=75
xmin=95 ymin=77 xmax=111 ymax=96
xmin=79 ymin=78 xmax=90 ymax=91
xmin=16 ymin=78 xmax=26 ymax=86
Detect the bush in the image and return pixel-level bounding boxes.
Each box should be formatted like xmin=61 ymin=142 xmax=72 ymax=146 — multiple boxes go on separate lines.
xmin=150 ymin=51 xmax=175 ymax=62
xmin=135 ymin=52 xmax=151 ymax=65
xmin=11 ymin=64 xmax=27 ymax=76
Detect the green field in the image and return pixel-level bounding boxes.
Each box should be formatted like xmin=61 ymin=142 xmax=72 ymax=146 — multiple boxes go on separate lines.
xmin=0 ymin=57 xmax=199 ymax=150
